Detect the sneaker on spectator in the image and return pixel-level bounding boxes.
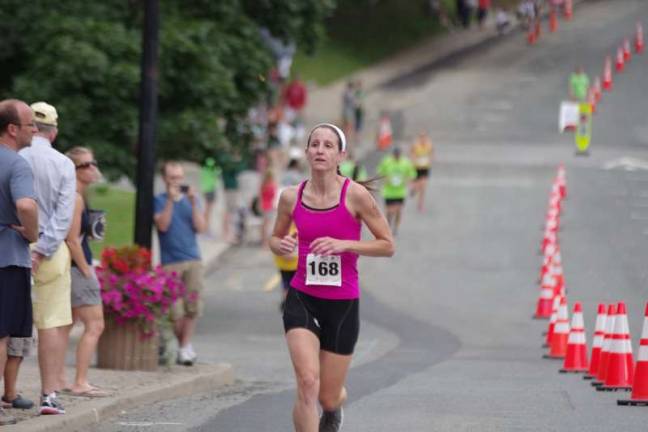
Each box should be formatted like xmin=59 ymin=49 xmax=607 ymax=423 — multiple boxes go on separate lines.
xmin=40 ymin=392 xmax=65 ymax=415
xmin=0 ymin=407 xmax=17 ymax=425
xmin=2 ymin=394 xmax=34 ymax=409
xmin=186 ymin=344 xmax=198 ymax=363
xmin=177 ymin=348 xmax=195 ymax=366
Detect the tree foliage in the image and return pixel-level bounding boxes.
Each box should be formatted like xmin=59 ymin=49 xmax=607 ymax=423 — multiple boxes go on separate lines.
xmin=0 ymin=0 xmax=334 ymax=179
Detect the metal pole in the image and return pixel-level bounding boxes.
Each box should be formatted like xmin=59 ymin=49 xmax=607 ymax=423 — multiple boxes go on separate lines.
xmin=134 ymin=0 xmax=159 ymax=249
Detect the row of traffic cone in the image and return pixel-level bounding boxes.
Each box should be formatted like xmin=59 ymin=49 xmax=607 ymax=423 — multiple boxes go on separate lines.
xmin=533 ymin=165 xmax=648 ymax=406
xmin=594 ymin=22 xmax=644 ymax=113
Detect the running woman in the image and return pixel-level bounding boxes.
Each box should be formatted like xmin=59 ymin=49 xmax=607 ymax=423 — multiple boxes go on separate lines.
xmin=409 ymin=131 xmax=434 ymax=212
xmin=270 ymin=123 xmax=394 ymax=432
xmin=377 ymin=147 xmax=416 ymax=235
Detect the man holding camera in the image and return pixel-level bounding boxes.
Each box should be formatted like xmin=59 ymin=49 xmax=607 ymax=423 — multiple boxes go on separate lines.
xmin=154 ymin=161 xmax=207 ymax=366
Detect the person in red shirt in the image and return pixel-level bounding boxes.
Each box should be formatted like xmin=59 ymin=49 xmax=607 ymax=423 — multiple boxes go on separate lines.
xmin=282 ymin=75 xmax=307 ymax=124
xmin=478 ymin=0 xmax=491 ymax=29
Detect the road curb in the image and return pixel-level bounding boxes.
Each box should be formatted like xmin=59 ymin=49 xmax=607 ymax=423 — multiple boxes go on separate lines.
xmin=8 ymin=363 xmax=234 ymax=432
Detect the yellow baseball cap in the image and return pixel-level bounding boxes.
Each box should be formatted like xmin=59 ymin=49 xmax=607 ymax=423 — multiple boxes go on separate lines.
xmin=30 ymin=101 xmax=58 ymax=126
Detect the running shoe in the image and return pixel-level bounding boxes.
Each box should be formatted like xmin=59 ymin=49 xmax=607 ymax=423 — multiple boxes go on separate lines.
xmin=319 ymin=406 xmax=344 ymax=432
xmin=40 ymin=392 xmax=65 ymax=415
xmin=0 ymin=407 xmax=16 ymax=425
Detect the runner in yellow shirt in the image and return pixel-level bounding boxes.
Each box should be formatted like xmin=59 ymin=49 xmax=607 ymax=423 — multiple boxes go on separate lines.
xmin=410 ymin=131 xmax=434 ymax=212
xmin=273 ymin=224 xmax=297 ymax=311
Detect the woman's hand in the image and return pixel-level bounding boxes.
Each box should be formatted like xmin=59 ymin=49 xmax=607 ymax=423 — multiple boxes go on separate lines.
xmin=278 ymin=232 xmax=298 ymax=255
xmin=310 ymin=237 xmax=347 ymax=256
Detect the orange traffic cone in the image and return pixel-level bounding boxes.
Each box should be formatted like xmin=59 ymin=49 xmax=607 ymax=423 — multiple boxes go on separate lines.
xmin=624 ymin=38 xmax=632 ymax=62
xmin=636 ymin=22 xmax=645 ymax=54
xmin=588 ymin=87 xmax=597 ymax=114
xmin=545 ymin=296 xmax=569 ymax=359
xmin=618 ymin=302 xmax=648 ymax=405
xmin=564 ymin=0 xmax=573 ymax=20
xmin=593 ymin=77 xmax=602 ymax=102
xmin=598 ymin=302 xmax=634 ymax=392
xmin=376 ymin=115 xmax=393 ymax=150
xmin=535 ymin=272 xmax=556 ymax=319
xmin=561 ymin=302 xmax=589 ymax=373
xmin=556 ymin=165 xmax=567 ymax=199
xmin=544 ymin=295 xmax=562 ymax=348
xmin=528 ymin=26 xmax=537 ymax=45
xmin=549 ymin=10 xmax=558 ymax=32
xmin=585 ymin=304 xmax=608 ymax=380
xmin=603 ymin=56 xmax=613 ymax=91
xmin=538 ymin=242 xmax=556 ymax=283
xmin=616 ymin=47 xmax=625 ymax=72
xmin=593 ymin=304 xmax=616 ymax=387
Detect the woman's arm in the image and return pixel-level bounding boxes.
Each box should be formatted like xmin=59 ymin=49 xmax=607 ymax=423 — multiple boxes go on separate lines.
xmin=269 ymin=187 xmax=298 ymax=256
xmin=310 ymin=183 xmax=395 ymax=257
xmin=65 ymin=193 xmax=93 ymax=277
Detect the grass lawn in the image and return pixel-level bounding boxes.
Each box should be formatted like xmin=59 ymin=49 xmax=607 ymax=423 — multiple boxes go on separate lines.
xmin=87 ymin=185 xmax=135 ymax=259
xmin=293 ymin=0 xmax=453 ymax=85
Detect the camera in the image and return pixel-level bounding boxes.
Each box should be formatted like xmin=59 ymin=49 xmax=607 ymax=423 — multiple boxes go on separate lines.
xmin=180 ymin=185 xmax=190 ymax=194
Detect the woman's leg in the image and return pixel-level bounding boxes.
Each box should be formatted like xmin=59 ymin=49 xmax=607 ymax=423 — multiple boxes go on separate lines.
xmin=318 ymin=350 xmax=352 ymax=412
xmin=71 ymin=305 xmax=105 ymax=392
xmin=417 ymin=179 xmax=427 ymax=212
xmin=286 ymin=329 xmax=321 ymax=432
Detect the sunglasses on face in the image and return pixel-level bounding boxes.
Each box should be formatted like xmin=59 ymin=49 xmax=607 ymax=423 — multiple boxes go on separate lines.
xmin=76 ymin=160 xmax=99 ymax=170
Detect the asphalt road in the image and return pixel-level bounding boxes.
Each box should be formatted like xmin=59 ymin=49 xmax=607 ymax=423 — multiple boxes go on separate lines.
xmin=97 ymin=1 xmax=648 ymax=430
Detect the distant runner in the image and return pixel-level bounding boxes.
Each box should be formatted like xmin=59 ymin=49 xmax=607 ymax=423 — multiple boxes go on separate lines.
xmin=377 ymin=147 xmax=416 ymax=235
xmin=410 ymin=131 xmax=434 ymax=212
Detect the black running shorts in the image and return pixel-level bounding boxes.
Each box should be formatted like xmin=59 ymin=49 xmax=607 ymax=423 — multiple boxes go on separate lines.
xmin=283 ymin=288 xmax=359 ymax=355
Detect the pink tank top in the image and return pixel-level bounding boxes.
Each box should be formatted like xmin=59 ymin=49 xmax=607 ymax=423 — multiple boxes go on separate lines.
xmin=291 ymin=178 xmax=361 ymax=300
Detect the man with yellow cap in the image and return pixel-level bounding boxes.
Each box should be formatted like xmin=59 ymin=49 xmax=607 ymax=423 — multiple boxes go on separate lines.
xmin=19 ymin=102 xmax=75 ymax=415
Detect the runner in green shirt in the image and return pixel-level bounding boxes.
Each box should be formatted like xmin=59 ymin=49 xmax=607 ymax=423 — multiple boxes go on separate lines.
xmin=569 ymin=66 xmax=590 ymax=102
xmin=377 ymin=147 xmax=416 ymax=235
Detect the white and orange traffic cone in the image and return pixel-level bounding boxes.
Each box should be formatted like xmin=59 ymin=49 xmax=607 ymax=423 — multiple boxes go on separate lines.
xmin=561 ymin=302 xmax=589 ymax=373
xmin=603 ymin=56 xmax=613 ymax=91
xmin=545 ymin=296 xmax=569 ymax=359
xmin=593 ymin=77 xmax=602 ymax=102
xmin=597 ymin=302 xmax=634 ymax=392
xmin=563 ymin=0 xmax=573 ymax=20
xmin=616 ymin=46 xmax=625 ymax=72
xmin=585 ymin=304 xmax=607 ymax=380
xmin=376 ymin=115 xmax=393 ymax=150
xmin=588 ymin=87 xmax=597 ymax=114
xmin=636 ymin=22 xmax=645 ymax=54
xmin=556 ymin=164 xmax=567 ymax=199
xmin=593 ymin=304 xmax=616 ymax=387
xmin=535 ymin=273 xmax=556 ymax=319
xmin=549 ymin=9 xmax=558 ymax=32
xmin=624 ymin=38 xmax=632 ymax=62
xmin=618 ymin=302 xmax=648 ymax=406
xmin=544 ymin=295 xmax=562 ymax=348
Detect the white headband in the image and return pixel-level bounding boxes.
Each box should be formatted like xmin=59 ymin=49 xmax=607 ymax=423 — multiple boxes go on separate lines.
xmin=310 ymin=123 xmax=347 ymax=152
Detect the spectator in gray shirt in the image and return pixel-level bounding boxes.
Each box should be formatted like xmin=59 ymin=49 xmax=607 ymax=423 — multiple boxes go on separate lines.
xmin=0 ymin=99 xmax=39 ymax=425
xmin=19 ymin=101 xmax=75 ymax=415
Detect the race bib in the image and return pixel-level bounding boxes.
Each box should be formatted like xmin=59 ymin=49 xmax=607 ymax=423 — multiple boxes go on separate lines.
xmin=416 ymin=156 xmax=430 ymax=166
xmin=390 ymin=175 xmax=403 ymax=186
xmin=306 ymin=254 xmax=342 ymax=286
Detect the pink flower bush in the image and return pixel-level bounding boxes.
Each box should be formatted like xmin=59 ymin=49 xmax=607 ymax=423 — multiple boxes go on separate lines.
xmin=97 ymin=246 xmax=185 ymax=338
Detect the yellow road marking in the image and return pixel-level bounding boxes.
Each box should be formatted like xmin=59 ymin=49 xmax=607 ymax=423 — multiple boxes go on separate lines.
xmin=263 ymin=273 xmax=281 ymax=292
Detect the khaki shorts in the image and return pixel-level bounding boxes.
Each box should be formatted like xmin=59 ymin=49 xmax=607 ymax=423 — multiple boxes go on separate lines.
xmin=32 ymin=243 xmax=73 ymax=330
xmin=164 ymin=260 xmax=204 ymax=320
xmin=8 ymin=337 xmax=34 ymax=358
